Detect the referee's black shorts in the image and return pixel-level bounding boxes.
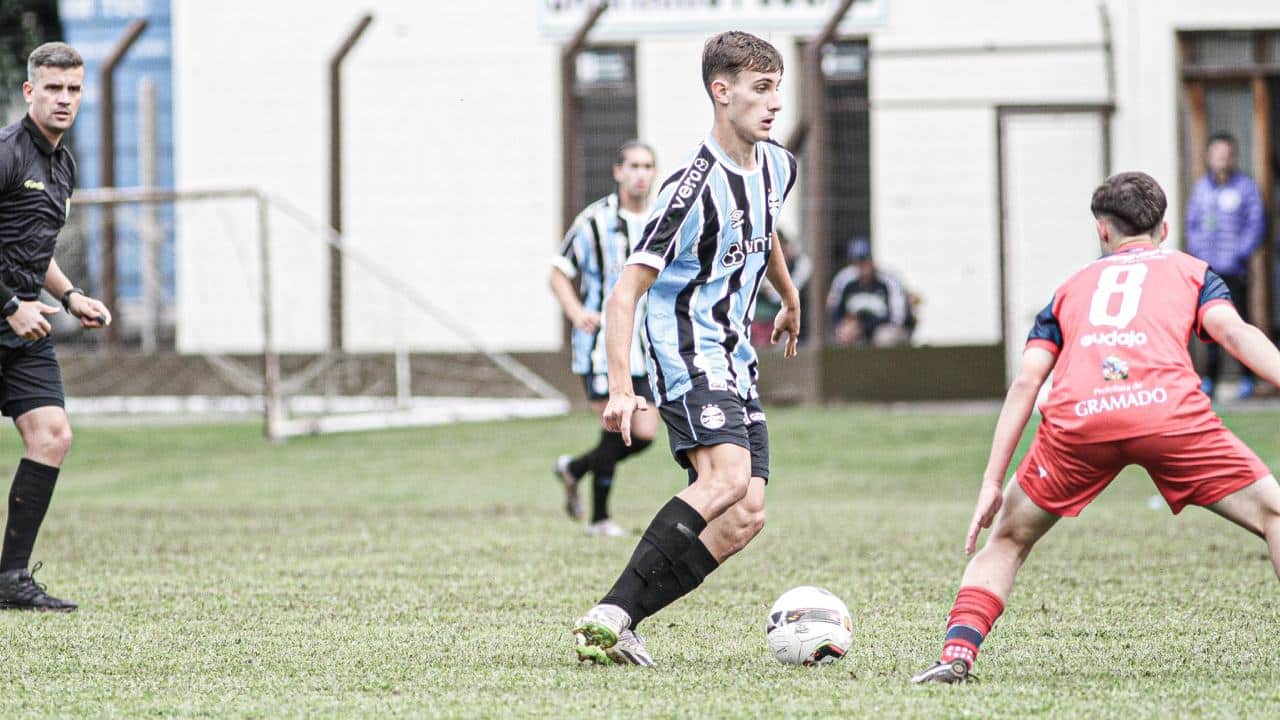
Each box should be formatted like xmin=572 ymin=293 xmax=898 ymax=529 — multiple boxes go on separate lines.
xmin=0 ymin=337 xmax=65 ymax=418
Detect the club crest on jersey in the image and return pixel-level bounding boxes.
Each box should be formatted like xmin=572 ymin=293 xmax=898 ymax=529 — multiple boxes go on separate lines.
xmin=1101 ymin=355 xmax=1129 ymax=381
xmin=671 ymin=158 xmax=710 ymax=210
xmin=699 ymin=404 xmax=726 ymax=429
xmin=721 ymin=236 xmax=768 ymax=267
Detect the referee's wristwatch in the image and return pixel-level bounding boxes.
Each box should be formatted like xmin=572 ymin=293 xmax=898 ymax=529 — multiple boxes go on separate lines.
xmin=0 ymin=296 xmax=19 ymax=319
xmin=61 ymin=287 xmax=85 ymax=312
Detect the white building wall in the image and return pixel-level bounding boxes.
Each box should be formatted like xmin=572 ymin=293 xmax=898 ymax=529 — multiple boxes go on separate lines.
xmin=172 ymin=0 xmax=561 ymax=353
xmin=868 ymin=0 xmax=1108 ymax=346
xmin=1108 ymin=0 xmax=1280 ymax=239
xmin=168 ymin=0 xmax=1280 ymax=354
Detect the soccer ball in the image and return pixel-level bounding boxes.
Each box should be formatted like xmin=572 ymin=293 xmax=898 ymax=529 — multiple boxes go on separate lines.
xmin=765 ymin=585 xmax=853 ymax=666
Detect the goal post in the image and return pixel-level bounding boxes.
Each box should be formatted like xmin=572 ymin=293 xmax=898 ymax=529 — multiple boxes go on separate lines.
xmin=63 ymin=186 xmax=569 ymax=441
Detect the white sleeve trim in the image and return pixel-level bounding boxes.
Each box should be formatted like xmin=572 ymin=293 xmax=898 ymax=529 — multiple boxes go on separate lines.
xmin=550 ymin=255 xmax=578 ymax=279
xmin=627 ymin=251 xmax=666 ymax=272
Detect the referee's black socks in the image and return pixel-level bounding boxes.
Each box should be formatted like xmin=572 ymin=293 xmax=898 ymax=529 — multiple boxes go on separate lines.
xmin=601 ymin=496 xmax=707 ymax=621
xmin=1 ymin=459 xmax=60 ymax=572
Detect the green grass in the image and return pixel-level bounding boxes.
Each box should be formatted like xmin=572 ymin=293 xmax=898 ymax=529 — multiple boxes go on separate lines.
xmin=3 ymin=406 xmax=1280 ymax=718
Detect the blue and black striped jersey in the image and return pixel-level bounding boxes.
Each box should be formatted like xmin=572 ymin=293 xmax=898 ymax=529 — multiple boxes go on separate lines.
xmin=552 ymin=192 xmax=650 ymax=376
xmin=628 ymin=136 xmax=797 ymax=403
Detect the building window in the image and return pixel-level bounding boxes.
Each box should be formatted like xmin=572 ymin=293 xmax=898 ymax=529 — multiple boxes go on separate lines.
xmin=823 ymin=40 xmax=871 ymax=266
xmin=573 ymin=46 xmax=637 ymax=208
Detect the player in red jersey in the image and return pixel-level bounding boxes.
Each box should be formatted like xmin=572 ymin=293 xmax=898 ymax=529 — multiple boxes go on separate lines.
xmin=913 ymin=172 xmax=1280 ymax=683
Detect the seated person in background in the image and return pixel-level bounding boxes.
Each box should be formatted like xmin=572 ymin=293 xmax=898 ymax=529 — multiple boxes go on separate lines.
xmin=751 ymin=228 xmax=811 ymax=347
xmin=827 ymin=237 xmax=917 ymax=347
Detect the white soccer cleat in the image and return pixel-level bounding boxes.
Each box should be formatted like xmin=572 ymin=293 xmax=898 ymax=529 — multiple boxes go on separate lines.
xmin=573 ymin=603 xmax=631 ymax=665
xmin=584 ymin=519 xmax=628 ymax=537
xmin=606 ymin=628 xmax=656 ymax=667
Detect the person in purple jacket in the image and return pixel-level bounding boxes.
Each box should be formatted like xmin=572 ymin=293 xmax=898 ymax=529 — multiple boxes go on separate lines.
xmin=1185 ymin=132 xmax=1266 ymax=400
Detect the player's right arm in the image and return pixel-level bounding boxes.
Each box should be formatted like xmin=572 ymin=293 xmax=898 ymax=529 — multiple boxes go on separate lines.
xmin=548 ymin=267 xmax=598 ymax=333
xmin=0 ymin=141 xmax=59 ymax=340
xmin=548 ymin=217 xmax=600 ymax=333
xmin=966 ymin=346 xmax=1056 ymax=554
xmin=966 ymin=296 xmax=1062 ymax=554
xmin=1202 ymin=303 xmax=1280 ymax=387
xmin=601 ymin=264 xmax=657 ymax=444
xmin=604 ymin=152 xmax=709 ymax=442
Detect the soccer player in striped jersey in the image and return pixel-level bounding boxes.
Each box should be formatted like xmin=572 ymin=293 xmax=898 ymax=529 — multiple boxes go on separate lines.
xmin=913 ymin=172 xmax=1280 ymax=683
xmin=549 ymin=141 xmax=658 ymax=537
xmin=572 ymin=31 xmax=802 ymax=666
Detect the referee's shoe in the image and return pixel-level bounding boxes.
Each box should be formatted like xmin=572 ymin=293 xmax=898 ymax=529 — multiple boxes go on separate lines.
xmin=0 ymin=562 xmax=77 ymax=612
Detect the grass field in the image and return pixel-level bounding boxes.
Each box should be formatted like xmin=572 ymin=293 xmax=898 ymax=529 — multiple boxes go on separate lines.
xmin=2 ymin=405 xmax=1280 ymax=718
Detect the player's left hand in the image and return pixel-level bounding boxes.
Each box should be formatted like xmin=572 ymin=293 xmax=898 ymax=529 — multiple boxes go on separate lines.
xmin=68 ymin=294 xmax=112 ymax=329
xmin=965 ymin=480 xmax=1004 ymax=555
xmin=771 ymin=304 xmax=800 ymax=358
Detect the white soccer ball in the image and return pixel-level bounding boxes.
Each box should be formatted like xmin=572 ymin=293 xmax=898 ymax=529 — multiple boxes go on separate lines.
xmin=765 ymin=585 xmax=853 ymax=666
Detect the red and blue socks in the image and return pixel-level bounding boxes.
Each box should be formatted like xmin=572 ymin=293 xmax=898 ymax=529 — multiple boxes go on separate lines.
xmin=940 ymin=586 xmax=1005 ymax=670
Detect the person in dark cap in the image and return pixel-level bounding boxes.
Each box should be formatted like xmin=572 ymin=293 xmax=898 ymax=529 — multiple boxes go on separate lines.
xmin=827 ymin=237 xmax=915 ymax=346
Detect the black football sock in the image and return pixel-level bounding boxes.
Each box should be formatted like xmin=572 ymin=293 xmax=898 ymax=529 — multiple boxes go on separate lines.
xmin=630 ymin=537 xmax=720 ymax=628
xmin=568 ymin=429 xmax=615 ymax=479
xmin=618 ymin=436 xmax=653 ymax=460
xmin=0 ymin=459 xmax=60 ymax=572
xmin=600 ymin=496 xmax=707 ymax=620
xmin=591 ymin=474 xmax=614 ymax=524
xmin=588 ymin=433 xmax=630 ymax=523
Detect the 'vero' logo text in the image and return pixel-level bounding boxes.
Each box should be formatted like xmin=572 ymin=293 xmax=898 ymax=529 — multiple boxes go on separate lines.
xmin=1079 ymin=329 xmax=1147 ymax=348
xmin=671 ymin=158 xmax=710 ymax=210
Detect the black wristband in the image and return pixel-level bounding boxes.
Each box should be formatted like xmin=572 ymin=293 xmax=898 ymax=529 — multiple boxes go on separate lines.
xmin=61 ymin=287 xmax=85 ymax=312
xmin=1 ymin=296 xmax=19 ymax=318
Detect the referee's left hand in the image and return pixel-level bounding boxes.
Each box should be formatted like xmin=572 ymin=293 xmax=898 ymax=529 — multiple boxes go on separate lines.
xmin=68 ymin=294 xmax=112 ymax=329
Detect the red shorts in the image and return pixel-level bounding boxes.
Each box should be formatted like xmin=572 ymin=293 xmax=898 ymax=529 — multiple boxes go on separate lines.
xmin=1016 ymin=421 xmax=1271 ymax=516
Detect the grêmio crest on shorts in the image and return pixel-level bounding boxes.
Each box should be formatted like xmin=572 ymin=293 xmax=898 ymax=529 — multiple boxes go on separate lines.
xmin=627 ymin=136 xmax=797 ymax=405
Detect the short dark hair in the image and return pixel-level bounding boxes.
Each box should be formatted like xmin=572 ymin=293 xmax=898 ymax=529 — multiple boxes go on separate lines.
xmin=27 ymin=42 xmax=83 ymax=83
xmin=701 ymin=31 xmax=783 ymax=99
xmin=1207 ymin=131 xmax=1237 ymax=150
xmin=615 ymin=139 xmax=655 ymax=166
xmin=1090 ymin=172 xmax=1167 ymax=237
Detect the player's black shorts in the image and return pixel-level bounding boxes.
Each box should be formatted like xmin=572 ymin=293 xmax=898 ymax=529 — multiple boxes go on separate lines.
xmin=0 ymin=337 xmax=65 ymax=418
xmin=581 ymin=373 xmax=653 ymax=403
xmin=659 ymin=380 xmax=769 ymax=483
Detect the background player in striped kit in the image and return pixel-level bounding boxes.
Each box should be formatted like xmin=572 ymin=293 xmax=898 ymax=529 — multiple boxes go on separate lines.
xmin=572 ymin=31 xmax=802 ymax=666
xmin=913 ymin=172 xmax=1280 ymax=683
xmin=549 ymin=141 xmax=658 ymax=537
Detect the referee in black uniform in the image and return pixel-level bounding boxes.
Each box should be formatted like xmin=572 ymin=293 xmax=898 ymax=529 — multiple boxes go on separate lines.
xmin=0 ymin=42 xmax=112 ymax=611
